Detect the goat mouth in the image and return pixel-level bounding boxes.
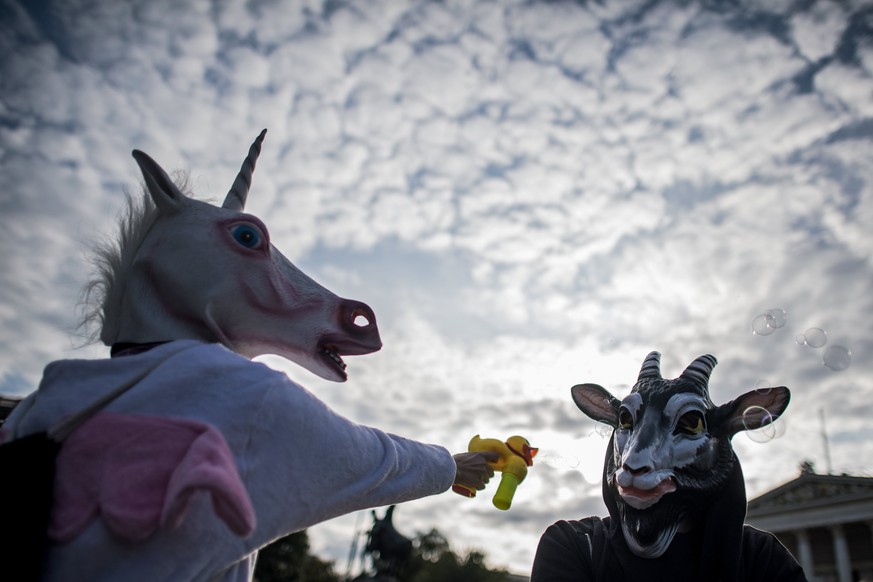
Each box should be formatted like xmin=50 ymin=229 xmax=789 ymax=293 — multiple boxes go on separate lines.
xmin=618 ymin=478 xmax=677 ymax=510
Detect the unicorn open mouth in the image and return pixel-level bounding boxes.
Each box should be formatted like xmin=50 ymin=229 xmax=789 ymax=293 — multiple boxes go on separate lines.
xmin=320 ymin=344 xmax=347 ymax=374
xmin=316 ymin=330 xmax=381 ymax=381
xmin=618 ymin=478 xmax=677 ymax=510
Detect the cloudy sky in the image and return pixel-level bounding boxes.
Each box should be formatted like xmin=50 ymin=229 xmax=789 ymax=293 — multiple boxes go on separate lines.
xmin=2 ymin=0 xmax=872 ymax=576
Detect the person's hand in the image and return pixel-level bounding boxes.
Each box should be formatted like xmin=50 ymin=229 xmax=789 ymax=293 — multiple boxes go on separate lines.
xmin=452 ymin=450 xmax=499 ymax=491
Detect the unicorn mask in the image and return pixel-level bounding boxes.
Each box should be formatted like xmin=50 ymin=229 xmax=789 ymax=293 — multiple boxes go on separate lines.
xmin=571 ymin=352 xmax=790 ymax=558
xmin=93 ymin=130 xmax=382 ymax=381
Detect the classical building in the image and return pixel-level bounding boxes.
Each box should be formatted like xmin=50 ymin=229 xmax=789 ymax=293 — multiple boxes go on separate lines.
xmin=746 ymin=463 xmax=873 ymax=582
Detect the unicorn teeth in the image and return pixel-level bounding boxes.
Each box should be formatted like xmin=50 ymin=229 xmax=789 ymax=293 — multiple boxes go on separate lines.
xmin=324 ymin=348 xmax=347 ymax=370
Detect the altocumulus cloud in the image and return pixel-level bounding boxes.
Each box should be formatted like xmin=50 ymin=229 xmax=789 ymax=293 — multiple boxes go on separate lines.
xmin=1 ymin=0 xmax=873 ymax=575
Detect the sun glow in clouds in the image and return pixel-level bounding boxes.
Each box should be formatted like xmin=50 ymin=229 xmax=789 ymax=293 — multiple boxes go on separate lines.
xmin=2 ymin=0 xmax=873 ymax=575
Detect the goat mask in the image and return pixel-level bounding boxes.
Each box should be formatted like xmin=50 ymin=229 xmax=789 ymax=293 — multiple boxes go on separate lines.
xmin=571 ymin=352 xmax=790 ymax=560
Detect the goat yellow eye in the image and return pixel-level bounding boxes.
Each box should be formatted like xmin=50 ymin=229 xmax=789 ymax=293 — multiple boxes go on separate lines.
xmin=618 ymin=409 xmax=633 ymax=430
xmin=677 ymin=412 xmax=705 ymax=435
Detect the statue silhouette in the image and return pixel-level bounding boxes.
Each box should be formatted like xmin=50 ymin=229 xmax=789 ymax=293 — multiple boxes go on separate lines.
xmin=357 ymin=505 xmax=412 ymax=581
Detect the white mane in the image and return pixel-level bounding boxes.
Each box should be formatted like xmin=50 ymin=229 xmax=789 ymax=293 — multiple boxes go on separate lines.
xmin=79 ymin=172 xmax=192 ymax=345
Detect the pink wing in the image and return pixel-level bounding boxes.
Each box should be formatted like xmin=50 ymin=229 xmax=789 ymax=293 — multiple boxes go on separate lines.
xmin=50 ymin=413 xmax=256 ymax=543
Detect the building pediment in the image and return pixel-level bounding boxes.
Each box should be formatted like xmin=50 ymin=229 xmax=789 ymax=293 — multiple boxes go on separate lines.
xmin=749 ymin=473 xmax=873 ymax=515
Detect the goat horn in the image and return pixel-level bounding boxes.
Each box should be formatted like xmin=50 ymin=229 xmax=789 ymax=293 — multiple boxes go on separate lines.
xmin=637 ymin=351 xmax=662 ymax=382
xmin=222 ymin=128 xmax=267 ymax=211
xmin=680 ymin=354 xmax=718 ymax=386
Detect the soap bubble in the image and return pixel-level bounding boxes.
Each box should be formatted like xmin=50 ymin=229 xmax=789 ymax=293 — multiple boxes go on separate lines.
xmin=537 ymin=451 xmax=560 ymax=466
xmin=538 ymin=451 xmax=583 ymax=471
xmin=795 ymin=334 xmax=807 ymax=345
xmin=755 ymin=380 xmax=773 ymax=394
xmin=594 ymin=423 xmax=613 ymax=438
xmin=823 ymin=346 xmax=852 ymax=371
xmin=754 ymin=380 xmax=772 ymax=393
xmin=742 ymin=405 xmax=780 ymax=443
xmin=803 ymin=328 xmax=827 ymax=348
xmin=746 ymin=416 xmax=787 ymax=443
xmin=751 ymin=314 xmax=777 ymax=336
xmin=746 ymin=428 xmax=773 ymax=444
xmin=751 ymin=308 xmax=787 ymax=336
xmin=766 ymin=308 xmax=788 ymax=328
xmin=742 ymin=405 xmax=772 ymax=431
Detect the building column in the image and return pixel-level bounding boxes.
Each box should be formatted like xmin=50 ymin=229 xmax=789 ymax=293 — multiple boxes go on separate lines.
xmin=830 ymin=524 xmax=852 ymax=582
xmin=867 ymin=522 xmax=873 ymax=565
xmin=795 ymin=529 xmax=814 ymax=579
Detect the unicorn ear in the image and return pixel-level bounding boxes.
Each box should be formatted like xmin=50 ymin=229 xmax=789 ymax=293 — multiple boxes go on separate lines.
xmin=132 ymin=150 xmax=186 ymax=215
xmin=572 ymin=383 xmax=621 ymax=427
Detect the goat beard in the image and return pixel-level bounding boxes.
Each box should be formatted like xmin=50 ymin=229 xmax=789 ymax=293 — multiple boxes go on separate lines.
xmin=604 ymin=440 xmax=738 ymax=559
xmin=609 ymin=481 xmax=696 ymax=558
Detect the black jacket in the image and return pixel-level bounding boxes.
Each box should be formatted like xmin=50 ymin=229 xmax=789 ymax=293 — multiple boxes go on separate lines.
xmin=532 ymin=446 xmax=807 ymax=581
xmin=531 ymin=517 xmax=807 ymax=582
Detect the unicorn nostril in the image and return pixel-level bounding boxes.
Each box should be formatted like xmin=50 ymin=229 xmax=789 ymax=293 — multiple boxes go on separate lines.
xmin=352 ymin=310 xmax=370 ymax=327
xmin=340 ymin=300 xmax=380 ymax=347
xmin=348 ymin=305 xmax=374 ymax=328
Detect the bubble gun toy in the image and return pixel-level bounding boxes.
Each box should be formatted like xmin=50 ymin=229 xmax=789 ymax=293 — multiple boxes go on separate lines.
xmin=452 ymin=435 xmax=537 ymax=510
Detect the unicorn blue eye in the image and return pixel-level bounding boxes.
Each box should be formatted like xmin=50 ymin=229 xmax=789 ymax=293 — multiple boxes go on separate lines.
xmin=232 ymin=225 xmax=261 ymax=248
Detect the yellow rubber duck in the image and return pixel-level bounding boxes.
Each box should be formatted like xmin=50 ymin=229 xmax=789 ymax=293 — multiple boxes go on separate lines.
xmin=452 ymin=434 xmax=538 ymax=510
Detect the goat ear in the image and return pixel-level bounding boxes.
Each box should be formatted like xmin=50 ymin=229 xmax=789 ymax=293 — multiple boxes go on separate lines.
xmin=132 ymin=150 xmax=186 ymax=215
xmin=571 ymin=383 xmax=620 ymax=427
xmin=710 ymin=386 xmax=791 ymax=438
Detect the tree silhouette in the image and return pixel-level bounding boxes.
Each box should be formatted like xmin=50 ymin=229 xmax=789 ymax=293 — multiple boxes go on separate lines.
xmin=396 ymin=528 xmax=509 ymax=582
xmin=254 ymin=530 xmax=339 ymax=582
xmin=255 ymin=525 xmax=509 ymax=582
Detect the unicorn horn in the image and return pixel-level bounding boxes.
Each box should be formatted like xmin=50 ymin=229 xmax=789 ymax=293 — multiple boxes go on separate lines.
xmin=222 ymin=129 xmax=267 ymax=211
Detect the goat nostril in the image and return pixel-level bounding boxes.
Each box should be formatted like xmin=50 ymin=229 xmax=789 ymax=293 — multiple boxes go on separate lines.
xmin=624 ymin=464 xmax=651 ymax=475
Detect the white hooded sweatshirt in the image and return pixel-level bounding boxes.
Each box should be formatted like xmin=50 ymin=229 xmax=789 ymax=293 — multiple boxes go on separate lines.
xmin=3 ymin=340 xmax=456 ymax=581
